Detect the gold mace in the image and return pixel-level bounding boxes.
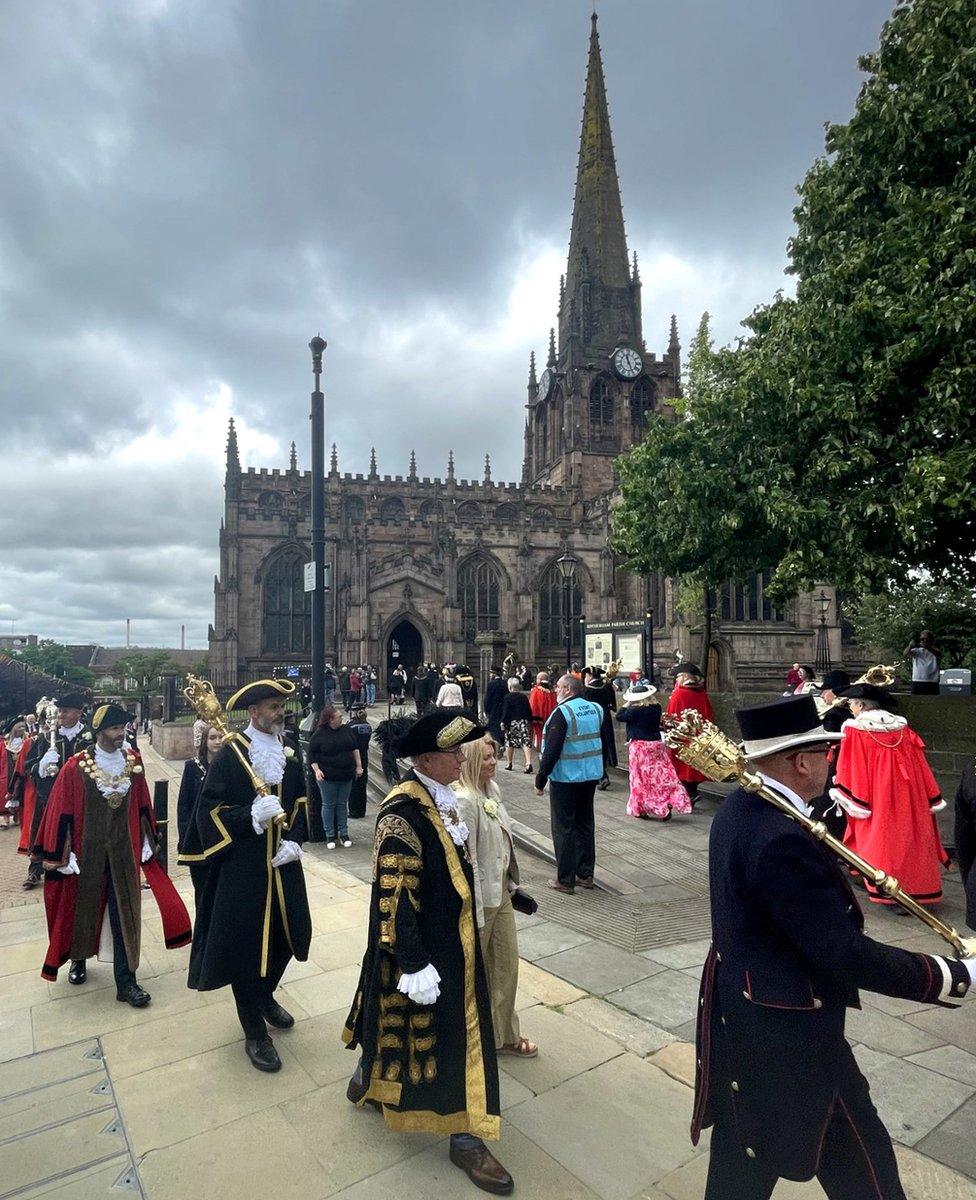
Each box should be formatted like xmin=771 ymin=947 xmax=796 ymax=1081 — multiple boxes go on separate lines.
xmin=182 ymin=674 xmax=286 ymax=824
xmin=664 ymin=710 xmax=976 ymax=959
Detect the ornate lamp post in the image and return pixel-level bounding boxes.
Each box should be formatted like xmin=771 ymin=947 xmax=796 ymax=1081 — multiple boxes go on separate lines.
xmin=815 ymin=589 xmax=832 ymax=676
xmin=309 ymin=336 xmax=327 ymax=713
xmin=556 ymin=553 xmax=578 ymax=670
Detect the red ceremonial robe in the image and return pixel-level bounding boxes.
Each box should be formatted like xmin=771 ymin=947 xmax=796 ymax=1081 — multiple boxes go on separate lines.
xmin=529 ymin=685 xmax=558 ymax=750
xmin=832 ymin=712 xmax=946 ymax=905
xmin=666 ymin=684 xmax=715 ymax=784
xmin=35 ymin=752 xmax=191 ymax=980
xmin=14 ymin=737 xmax=36 ymax=852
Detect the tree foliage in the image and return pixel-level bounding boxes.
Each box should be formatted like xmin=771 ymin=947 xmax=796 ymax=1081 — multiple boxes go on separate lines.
xmin=110 ymin=651 xmax=175 ymax=694
xmin=614 ymin=0 xmax=976 ymax=602
xmin=14 ymin=641 xmax=93 ymax=686
xmin=849 ymin=584 xmax=976 ymax=671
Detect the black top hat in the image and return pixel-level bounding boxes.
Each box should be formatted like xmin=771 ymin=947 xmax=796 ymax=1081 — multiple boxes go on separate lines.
xmin=843 ymin=682 xmax=897 ymax=709
xmin=91 ymin=702 xmax=130 ymax=732
xmin=820 ymin=670 xmax=851 ymax=694
xmin=736 ymin=695 xmax=840 ymax=759
xmin=57 ymin=692 xmax=88 ymax=710
xmin=226 ymin=678 xmax=296 ymax=710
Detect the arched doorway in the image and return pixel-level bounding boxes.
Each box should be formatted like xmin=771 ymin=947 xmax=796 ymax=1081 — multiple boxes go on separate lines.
xmin=387 ymin=618 xmax=423 ymax=686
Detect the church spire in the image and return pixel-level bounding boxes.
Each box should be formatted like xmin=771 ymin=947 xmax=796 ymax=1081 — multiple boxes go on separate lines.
xmin=329 ymin=442 xmax=338 ymax=477
xmin=289 ymin=440 xmax=297 ymax=472
xmin=566 ymin=11 xmax=630 ymax=295
xmin=528 ymin=350 xmax=537 ymax=389
xmin=447 ymin=449 xmax=455 ymax=482
xmin=226 ymin=418 xmax=240 ymax=476
xmin=548 ymin=327 xmax=557 ymax=367
xmin=483 ymin=453 xmax=491 ymax=484
xmin=408 ymin=449 xmax=418 ymax=481
xmin=368 ymin=446 xmax=378 ymax=480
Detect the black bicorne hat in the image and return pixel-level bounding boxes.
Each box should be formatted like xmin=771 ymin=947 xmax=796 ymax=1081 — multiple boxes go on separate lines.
xmin=820 ymin=670 xmax=851 ymax=694
xmin=226 ymin=678 xmax=297 ymax=709
xmin=843 ymin=682 xmax=897 ymax=709
xmin=736 ymin=695 xmax=840 ymax=759
xmin=91 ymin=702 xmax=130 ymax=732
xmin=374 ymin=710 xmax=485 ymax=784
xmin=58 ymin=692 xmax=89 ymax=710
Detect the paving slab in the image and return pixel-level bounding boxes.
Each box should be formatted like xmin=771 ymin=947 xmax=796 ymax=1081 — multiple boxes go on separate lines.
xmin=646 ymin=1043 xmax=697 ymax=1089
xmin=505 ymin=1052 xmax=704 ymax=1200
xmin=844 ymin=1003 xmax=945 ymax=1058
xmin=139 ymin=1104 xmax=334 ymax=1200
xmin=113 ymin=1038 xmax=318 ymax=1154
xmin=856 ymin=1053 xmax=975 ymax=1147
xmin=280 ymin=962 xmax=362 ymax=1018
xmin=327 ymin=1123 xmax=600 ymax=1200
xmin=19 ymin=1158 xmax=135 ymax=1199
xmin=100 ymin=999 xmax=247 ymax=1080
xmin=654 ymin=1151 xmax=824 ymax=1197
xmin=0 ymin=1006 xmax=33 ymax=1063
xmin=564 ymin=997 xmax=677 ymax=1058
xmin=915 ymin=1096 xmax=976 ymax=1181
xmin=638 ymin=939 xmax=712 ymax=970
xmin=515 ymin=920 xmax=593 ymax=962
xmin=277 ymin=1008 xmax=362 ymax=1088
xmin=907 ymin=1045 xmax=976 ymax=1089
xmin=905 ymin=1005 xmax=976 ymax=1055
xmin=536 ymin=940 xmax=661 ymax=995
xmin=497 ymin=1004 xmax=624 ymax=1094
xmin=895 ymin=1142 xmax=976 ymax=1197
xmin=611 ymin=970 xmax=702 ymax=1030
xmin=516 ymin=960 xmax=587 ymax=1007
xmin=0 ymin=937 xmax=50 ymax=978
xmin=306 ymin=925 xmax=369 ymax=971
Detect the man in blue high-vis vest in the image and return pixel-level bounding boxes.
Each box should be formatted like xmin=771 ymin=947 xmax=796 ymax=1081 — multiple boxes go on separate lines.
xmin=534 ymin=675 xmax=605 ymax=893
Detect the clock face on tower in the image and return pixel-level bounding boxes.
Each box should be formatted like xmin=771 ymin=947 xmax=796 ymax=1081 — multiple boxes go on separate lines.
xmin=611 ymin=346 xmax=643 ymax=380
xmin=538 ymin=368 xmax=554 ymax=401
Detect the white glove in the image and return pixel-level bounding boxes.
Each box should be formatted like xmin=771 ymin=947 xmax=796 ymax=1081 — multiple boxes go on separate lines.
xmin=57 ymin=852 xmax=80 ymax=875
xmin=5 ymin=797 xmax=19 ymax=811
xmin=140 ymin=835 xmax=154 ymax=863
xmin=38 ymin=748 xmax=59 ymax=776
xmin=251 ymin=794 xmax=285 ymax=834
xmin=271 ymin=839 xmax=304 ymax=868
xmin=397 ymin=963 xmax=441 ymax=1006
xmin=963 ymin=959 xmax=976 ymax=987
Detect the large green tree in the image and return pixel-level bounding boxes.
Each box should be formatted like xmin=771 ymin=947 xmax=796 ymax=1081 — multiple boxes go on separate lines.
xmin=109 ymin=651 xmax=175 ymax=695
xmin=14 ymin=641 xmax=93 ymax=686
xmin=849 ymin=584 xmax=976 ymax=672
xmin=615 ymin=0 xmax=976 ymax=603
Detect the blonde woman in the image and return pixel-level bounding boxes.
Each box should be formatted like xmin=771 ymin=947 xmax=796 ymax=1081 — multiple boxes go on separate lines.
xmin=455 ymin=735 xmax=539 ymax=1058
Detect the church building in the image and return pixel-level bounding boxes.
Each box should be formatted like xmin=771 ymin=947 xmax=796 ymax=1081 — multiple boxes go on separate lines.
xmin=210 ymin=13 xmax=840 ymax=689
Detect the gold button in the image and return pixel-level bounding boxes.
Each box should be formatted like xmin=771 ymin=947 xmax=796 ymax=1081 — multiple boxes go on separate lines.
xmin=746 ymin=1147 xmax=756 ymax=1159
xmin=956 ymin=983 xmax=965 ymax=995
xmin=715 ymin=952 xmax=722 ymax=962
xmin=700 ymin=997 xmax=704 ymax=1007
xmin=742 ymin=990 xmax=750 ymax=1000
xmin=731 ymin=1081 xmax=739 ymax=1092
xmin=812 ymin=998 xmax=823 ymax=1009
xmin=720 ymin=1016 xmax=727 ymax=1026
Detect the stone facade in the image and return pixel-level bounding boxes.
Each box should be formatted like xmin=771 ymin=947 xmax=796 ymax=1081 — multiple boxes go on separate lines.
xmin=210 ymin=13 xmax=841 ymax=690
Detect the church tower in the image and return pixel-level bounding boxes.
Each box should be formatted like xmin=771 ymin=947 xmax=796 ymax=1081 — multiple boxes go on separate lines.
xmin=524 ymin=12 xmax=680 ymax=499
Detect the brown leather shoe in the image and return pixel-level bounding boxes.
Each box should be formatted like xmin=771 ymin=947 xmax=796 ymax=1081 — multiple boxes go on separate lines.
xmin=450 ymin=1141 xmax=515 ymax=1195
xmin=547 ymin=879 xmax=574 ymax=895
xmin=577 ymin=876 xmax=595 ymax=890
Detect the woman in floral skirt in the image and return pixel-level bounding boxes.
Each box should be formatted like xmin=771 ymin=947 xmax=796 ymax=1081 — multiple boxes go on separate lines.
xmin=617 ymin=683 xmax=690 ymax=821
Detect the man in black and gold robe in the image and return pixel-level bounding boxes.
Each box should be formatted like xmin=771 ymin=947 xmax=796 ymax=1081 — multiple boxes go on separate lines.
xmin=184 ymin=679 xmax=312 ymax=1073
xmin=343 ymin=711 xmax=512 ymax=1196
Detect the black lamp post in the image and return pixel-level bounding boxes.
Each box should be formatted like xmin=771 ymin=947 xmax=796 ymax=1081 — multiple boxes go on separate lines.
xmin=309 ymin=336 xmax=327 ymax=713
xmin=815 ymin=589 xmax=832 ymax=675
xmin=556 ymin=553 xmax=578 ymax=670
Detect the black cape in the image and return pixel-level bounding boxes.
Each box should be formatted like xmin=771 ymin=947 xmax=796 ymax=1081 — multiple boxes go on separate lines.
xmin=184 ymin=734 xmax=312 ymax=990
xmin=342 ymin=771 xmax=500 ymax=1138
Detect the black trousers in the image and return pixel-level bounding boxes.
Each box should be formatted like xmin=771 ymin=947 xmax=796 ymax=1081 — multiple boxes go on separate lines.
xmin=549 ymin=779 xmax=597 ymax=886
xmin=704 ymin=1048 xmax=905 ymax=1200
xmin=75 ymin=868 xmax=136 ymax=992
xmin=230 ymin=910 xmax=291 ymax=1040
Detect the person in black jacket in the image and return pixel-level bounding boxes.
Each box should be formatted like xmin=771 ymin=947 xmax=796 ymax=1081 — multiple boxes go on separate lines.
xmin=694 ymin=695 xmax=974 ymax=1199
xmin=483 ymin=667 xmax=507 ymax=744
xmin=308 ymin=706 xmax=363 ymax=848
xmin=954 ymin=759 xmax=976 ymax=932
xmin=500 ymin=679 xmax=533 ymax=773
xmin=176 ymin=724 xmax=224 ymax=900
xmin=584 ymin=668 xmax=618 ymax=790
xmin=347 ymin=708 xmax=372 ymax=819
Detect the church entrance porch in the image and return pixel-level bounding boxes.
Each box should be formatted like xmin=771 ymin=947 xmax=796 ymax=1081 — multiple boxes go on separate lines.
xmin=386 ymin=618 xmax=423 ymax=685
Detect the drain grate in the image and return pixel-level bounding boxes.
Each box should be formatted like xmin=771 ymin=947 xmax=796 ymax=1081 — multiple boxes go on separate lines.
xmin=531 ymin=888 xmax=712 ymax=953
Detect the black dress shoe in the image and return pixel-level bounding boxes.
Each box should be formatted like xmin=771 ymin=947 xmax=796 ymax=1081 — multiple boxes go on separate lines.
xmin=68 ymin=960 xmax=87 ymax=985
xmin=245 ymin=1036 xmax=282 ymax=1072
xmin=116 ymin=983 xmax=151 ymax=1008
xmin=346 ymin=1073 xmax=382 ymax=1111
xmin=450 ymin=1140 xmax=515 ymax=1195
xmin=261 ymin=999 xmax=295 ymax=1029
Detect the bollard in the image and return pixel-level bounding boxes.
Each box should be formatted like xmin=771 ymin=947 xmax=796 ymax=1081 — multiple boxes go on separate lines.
xmin=153 ymin=779 xmax=169 ymax=873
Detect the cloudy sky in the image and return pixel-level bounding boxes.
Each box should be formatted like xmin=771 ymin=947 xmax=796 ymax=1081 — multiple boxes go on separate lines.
xmin=0 ymin=0 xmax=895 ymax=649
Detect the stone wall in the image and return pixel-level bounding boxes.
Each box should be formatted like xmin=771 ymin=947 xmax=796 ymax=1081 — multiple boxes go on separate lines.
xmin=150 ymin=721 xmax=194 ymax=762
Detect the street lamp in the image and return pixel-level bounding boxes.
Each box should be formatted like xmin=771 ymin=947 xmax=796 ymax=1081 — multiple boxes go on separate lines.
xmin=556 ymin=553 xmax=578 ymax=670
xmin=815 ymin=589 xmax=832 ymax=675
xmin=309 ymin=335 xmax=328 ymax=713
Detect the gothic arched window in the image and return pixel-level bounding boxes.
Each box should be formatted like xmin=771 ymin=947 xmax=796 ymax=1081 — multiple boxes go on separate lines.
xmin=589 ymin=377 xmax=615 ymax=440
xmin=458 ymin=557 xmax=500 ymax=641
xmin=531 ymin=507 xmax=555 ymax=528
xmin=630 ymin=379 xmax=655 ymax=442
xmin=258 ymin=491 xmax=284 ymax=519
xmin=262 ymin=551 xmax=310 ymax=654
xmin=538 ymin=561 xmax=583 ymax=652
xmin=457 ymin=500 xmax=482 ymax=523
xmin=379 ymin=497 xmax=406 ymax=523
xmin=719 ymin=571 xmax=786 ymax=623
xmin=494 ymin=503 xmax=520 ymax=525
xmin=536 ymin=404 xmax=549 ymax=467
xmin=553 ymin=390 xmax=565 ymax=456
xmin=343 ymin=496 xmax=365 ymax=523
xmin=419 ymin=499 xmax=443 ymax=523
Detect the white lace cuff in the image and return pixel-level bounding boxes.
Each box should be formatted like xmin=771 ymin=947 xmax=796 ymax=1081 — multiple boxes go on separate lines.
xmin=397 ymin=964 xmax=441 ymax=998
xmin=930 ymin=798 xmax=946 ymax=814
xmin=830 ymin=787 xmax=871 ymax=819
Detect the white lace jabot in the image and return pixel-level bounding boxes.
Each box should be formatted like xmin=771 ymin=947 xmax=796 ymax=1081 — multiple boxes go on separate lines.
xmin=92 ymin=745 xmax=131 ymax=798
xmin=244 ymin=723 xmax=286 ymax=785
xmin=414 ymin=769 xmax=469 ymax=847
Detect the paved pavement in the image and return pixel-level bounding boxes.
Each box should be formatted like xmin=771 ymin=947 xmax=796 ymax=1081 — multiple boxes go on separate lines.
xmin=0 ymin=743 xmax=973 ymax=1198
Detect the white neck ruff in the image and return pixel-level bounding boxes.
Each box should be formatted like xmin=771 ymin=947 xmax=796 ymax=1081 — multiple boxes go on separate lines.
xmin=245 ymin=723 xmax=286 ymax=785
xmin=92 ymin=745 xmax=131 ymax=798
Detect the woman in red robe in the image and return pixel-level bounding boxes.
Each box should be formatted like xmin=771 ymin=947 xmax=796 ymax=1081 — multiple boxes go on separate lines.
xmin=665 ymin=664 xmax=714 ymax=801
xmin=12 ymin=733 xmax=37 ymax=852
xmin=831 ymin=684 xmax=946 ymax=905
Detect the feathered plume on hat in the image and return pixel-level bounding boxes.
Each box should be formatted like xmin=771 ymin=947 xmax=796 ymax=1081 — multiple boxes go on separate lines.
xmin=374 ymin=716 xmax=418 ymax=784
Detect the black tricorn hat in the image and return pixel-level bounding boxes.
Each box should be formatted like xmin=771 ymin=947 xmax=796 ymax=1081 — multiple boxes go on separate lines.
xmin=374 ymin=710 xmax=485 ymax=783
xmin=843 ymin=682 xmax=897 ymax=709
xmin=820 ymin=670 xmax=851 ymax=694
xmin=91 ymin=702 xmax=130 ymax=732
xmin=736 ymin=694 xmax=840 ymax=759
xmin=57 ymin=692 xmax=88 ymax=710
xmin=226 ymin=678 xmax=297 ymax=710
xmin=675 ymin=662 xmax=703 ymax=678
